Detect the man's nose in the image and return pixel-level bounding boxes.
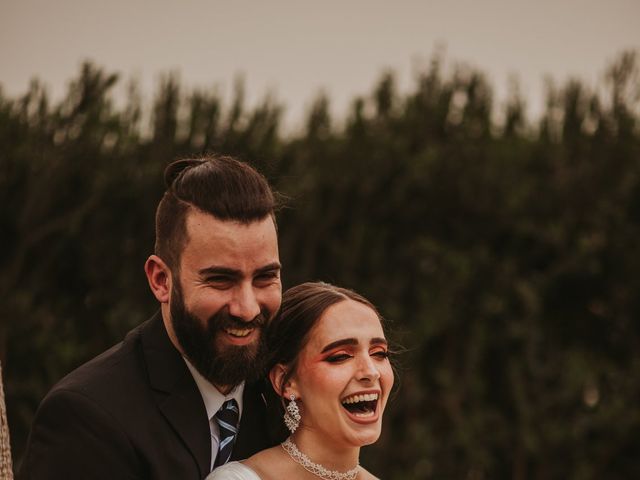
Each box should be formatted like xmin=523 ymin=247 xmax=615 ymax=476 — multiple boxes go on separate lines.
xmin=229 ymin=284 xmax=261 ymax=321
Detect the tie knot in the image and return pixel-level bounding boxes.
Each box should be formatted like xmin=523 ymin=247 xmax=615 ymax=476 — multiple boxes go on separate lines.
xmin=214 ymin=399 xmax=239 ymax=433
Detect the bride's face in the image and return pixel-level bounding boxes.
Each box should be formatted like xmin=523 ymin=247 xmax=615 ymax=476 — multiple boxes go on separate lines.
xmin=291 ymin=299 xmax=394 ymax=447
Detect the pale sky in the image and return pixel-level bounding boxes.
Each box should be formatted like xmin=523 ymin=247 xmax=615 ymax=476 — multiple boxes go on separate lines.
xmin=2 ymin=0 xmax=639 ymax=131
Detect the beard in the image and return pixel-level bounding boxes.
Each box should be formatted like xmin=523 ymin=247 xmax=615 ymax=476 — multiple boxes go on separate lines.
xmin=169 ymin=282 xmax=271 ymax=388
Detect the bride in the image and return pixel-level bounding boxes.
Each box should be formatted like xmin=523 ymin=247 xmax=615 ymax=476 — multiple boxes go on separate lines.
xmin=207 ymin=282 xmax=395 ymax=480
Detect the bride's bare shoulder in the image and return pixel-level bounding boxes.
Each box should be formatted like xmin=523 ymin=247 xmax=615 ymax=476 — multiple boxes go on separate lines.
xmin=244 ymin=446 xmax=289 ymax=479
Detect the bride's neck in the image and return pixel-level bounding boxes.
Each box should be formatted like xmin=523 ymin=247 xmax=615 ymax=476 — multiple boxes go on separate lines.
xmin=291 ymin=429 xmax=360 ymax=471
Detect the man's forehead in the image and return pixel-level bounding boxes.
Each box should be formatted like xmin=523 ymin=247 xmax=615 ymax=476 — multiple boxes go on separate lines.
xmin=184 ymin=209 xmax=276 ymax=237
xmin=180 ymin=210 xmax=279 ymax=268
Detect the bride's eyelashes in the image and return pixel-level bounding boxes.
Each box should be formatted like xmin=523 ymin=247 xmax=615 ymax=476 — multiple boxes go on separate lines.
xmin=325 ymin=352 xmax=352 ymax=363
xmin=324 ymin=348 xmax=390 ymax=364
xmin=371 ymin=350 xmax=390 ymax=360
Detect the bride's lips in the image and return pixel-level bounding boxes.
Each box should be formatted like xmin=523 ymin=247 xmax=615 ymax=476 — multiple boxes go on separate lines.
xmin=340 ymin=390 xmax=381 ymax=425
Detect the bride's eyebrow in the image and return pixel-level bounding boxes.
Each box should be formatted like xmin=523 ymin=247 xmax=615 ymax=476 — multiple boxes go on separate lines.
xmin=320 ymin=338 xmax=358 ymax=353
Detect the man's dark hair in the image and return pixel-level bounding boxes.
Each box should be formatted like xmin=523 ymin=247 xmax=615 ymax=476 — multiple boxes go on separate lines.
xmin=155 ymin=154 xmax=277 ymax=270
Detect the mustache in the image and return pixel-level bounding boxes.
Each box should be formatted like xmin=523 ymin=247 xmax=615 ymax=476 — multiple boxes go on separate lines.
xmin=208 ymin=308 xmax=269 ymax=332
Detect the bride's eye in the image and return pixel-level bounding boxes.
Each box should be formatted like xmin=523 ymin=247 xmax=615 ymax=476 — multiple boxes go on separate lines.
xmin=371 ymin=350 xmax=389 ymax=360
xmin=325 ymin=353 xmax=352 ymax=363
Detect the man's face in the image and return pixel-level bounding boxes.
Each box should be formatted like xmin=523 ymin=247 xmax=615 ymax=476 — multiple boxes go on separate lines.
xmin=169 ymin=210 xmax=282 ymax=389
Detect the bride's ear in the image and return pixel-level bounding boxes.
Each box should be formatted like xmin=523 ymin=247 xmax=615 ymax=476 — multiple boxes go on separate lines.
xmin=269 ymin=363 xmax=296 ymax=398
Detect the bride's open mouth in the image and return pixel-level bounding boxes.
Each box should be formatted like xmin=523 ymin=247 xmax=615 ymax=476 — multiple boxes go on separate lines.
xmin=340 ymin=392 xmax=379 ymax=421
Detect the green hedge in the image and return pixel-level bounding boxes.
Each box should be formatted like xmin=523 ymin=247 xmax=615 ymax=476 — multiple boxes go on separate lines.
xmin=2 ymin=52 xmax=639 ymax=479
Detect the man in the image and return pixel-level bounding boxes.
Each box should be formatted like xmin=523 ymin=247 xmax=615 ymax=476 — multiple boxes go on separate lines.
xmin=20 ymin=155 xmax=283 ymax=479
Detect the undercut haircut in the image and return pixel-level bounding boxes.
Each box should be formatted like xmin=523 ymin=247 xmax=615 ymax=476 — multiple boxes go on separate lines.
xmin=154 ymin=154 xmax=277 ymax=271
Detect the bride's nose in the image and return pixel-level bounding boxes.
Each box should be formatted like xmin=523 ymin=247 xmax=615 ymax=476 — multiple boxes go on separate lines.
xmin=356 ymin=354 xmax=381 ymax=383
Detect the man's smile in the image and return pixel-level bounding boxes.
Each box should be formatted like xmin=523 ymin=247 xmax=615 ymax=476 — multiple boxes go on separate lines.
xmin=219 ymin=326 xmax=260 ymax=346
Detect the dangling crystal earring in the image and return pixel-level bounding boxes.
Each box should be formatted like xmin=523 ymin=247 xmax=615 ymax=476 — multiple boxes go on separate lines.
xmin=283 ymin=393 xmax=301 ymax=433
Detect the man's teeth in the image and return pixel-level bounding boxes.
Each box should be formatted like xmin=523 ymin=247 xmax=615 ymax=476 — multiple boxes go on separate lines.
xmin=225 ymin=328 xmax=253 ymax=337
xmin=342 ymin=393 xmax=379 ymax=404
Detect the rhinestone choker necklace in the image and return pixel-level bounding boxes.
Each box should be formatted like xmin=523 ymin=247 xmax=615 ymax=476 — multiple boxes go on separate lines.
xmin=281 ymin=437 xmax=360 ymax=480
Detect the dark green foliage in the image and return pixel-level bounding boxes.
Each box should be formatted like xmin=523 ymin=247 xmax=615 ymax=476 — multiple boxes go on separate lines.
xmin=2 ymin=53 xmax=639 ymax=479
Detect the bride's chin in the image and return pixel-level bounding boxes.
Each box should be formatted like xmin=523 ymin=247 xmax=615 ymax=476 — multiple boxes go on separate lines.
xmin=358 ymin=437 xmax=379 ymax=447
xmin=344 ymin=428 xmax=381 ymax=447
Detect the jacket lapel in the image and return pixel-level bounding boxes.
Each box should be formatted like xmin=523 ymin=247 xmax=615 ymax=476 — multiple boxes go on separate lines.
xmin=141 ymin=313 xmax=211 ymax=477
xmin=231 ymin=380 xmax=271 ymax=460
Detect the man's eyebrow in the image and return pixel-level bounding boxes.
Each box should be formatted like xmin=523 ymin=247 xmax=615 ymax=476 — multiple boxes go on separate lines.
xmin=198 ymin=266 xmax=240 ymax=277
xmin=198 ymin=262 xmax=281 ymax=278
xmin=254 ymin=262 xmax=281 ymax=274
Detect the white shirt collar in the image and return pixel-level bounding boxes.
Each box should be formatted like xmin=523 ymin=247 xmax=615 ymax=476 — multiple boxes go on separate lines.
xmin=183 ymin=357 xmax=245 ymax=420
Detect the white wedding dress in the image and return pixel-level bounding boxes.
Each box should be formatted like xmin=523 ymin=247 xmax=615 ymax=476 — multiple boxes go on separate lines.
xmin=206 ymin=461 xmax=262 ymax=480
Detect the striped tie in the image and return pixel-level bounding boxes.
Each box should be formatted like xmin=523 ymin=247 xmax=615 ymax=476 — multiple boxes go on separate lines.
xmin=213 ymin=399 xmax=239 ymax=468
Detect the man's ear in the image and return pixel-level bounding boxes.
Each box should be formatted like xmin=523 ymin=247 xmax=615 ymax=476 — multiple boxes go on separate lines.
xmin=145 ymin=255 xmax=172 ymax=303
xmin=269 ymin=364 xmax=298 ymax=398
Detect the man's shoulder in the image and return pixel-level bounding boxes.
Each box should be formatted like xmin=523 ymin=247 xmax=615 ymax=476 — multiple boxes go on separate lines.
xmin=21 ymin=313 xmax=208 ymax=480
xmin=46 ymin=316 xmax=154 ymax=408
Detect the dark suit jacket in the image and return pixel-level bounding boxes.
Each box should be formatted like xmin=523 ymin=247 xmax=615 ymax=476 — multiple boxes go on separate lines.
xmin=19 ymin=312 xmax=278 ymax=480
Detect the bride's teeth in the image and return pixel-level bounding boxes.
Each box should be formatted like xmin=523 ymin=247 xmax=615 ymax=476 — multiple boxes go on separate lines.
xmin=353 ymin=410 xmax=375 ymax=417
xmin=342 ymin=393 xmax=379 ymax=404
